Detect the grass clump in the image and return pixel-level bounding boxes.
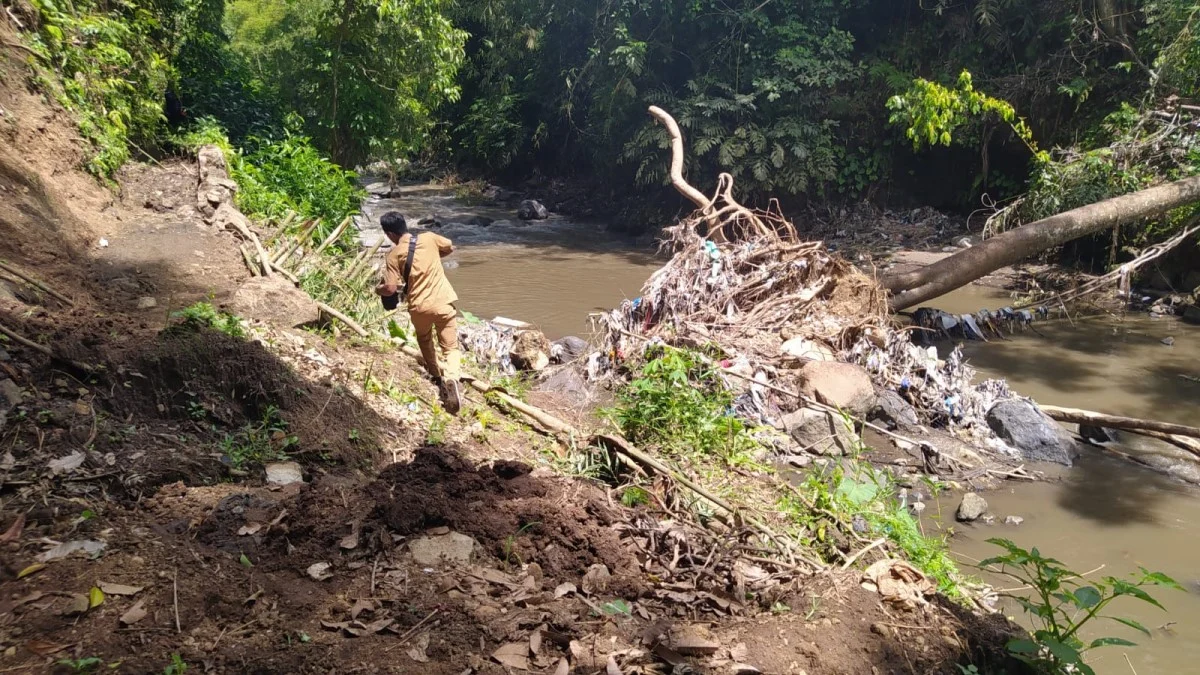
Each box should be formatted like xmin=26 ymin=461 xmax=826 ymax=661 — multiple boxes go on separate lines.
xmin=219 ymin=405 xmax=296 ymax=469
xmin=606 ymin=346 xmax=761 ymax=466
xmin=171 ymin=302 xmax=245 ymax=338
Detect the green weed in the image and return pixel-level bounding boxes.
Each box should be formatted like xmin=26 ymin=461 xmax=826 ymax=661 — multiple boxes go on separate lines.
xmin=980 ymin=539 xmax=1181 ymax=674
xmin=219 ymin=405 xmax=296 ymax=469
xmin=170 ymin=303 xmax=245 ymax=338
xmin=501 ymin=521 xmax=540 ymax=571
xmin=163 ymin=653 xmax=188 ymax=675
xmin=606 ymin=347 xmax=760 ymax=465
xmin=56 ymin=657 xmax=103 ymax=673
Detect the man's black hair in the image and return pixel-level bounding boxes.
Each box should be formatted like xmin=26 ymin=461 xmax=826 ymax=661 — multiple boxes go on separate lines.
xmin=380 ymin=211 xmax=408 ymax=235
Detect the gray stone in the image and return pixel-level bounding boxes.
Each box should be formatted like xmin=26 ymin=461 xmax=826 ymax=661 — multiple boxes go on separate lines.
xmin=781 ymin=407 xmax=860 ymax=456
xmin=227 ymin=276 xmax=321 ymax=329
xmin=551 ymin=336 xmax=589 ymax=363
xmin=1162 ymin=336 xmax=1176 ymax=346
xmin=1004 ymin=515 xmax=1025 ymax=526
xmin=136 ymin=296 xmax=158 ymax=310
xmin=1182 ymin=304 xmax=1200 ymax=325
xmin=265 ymin=461 xmax=304 ymax=486
xmin=0 ymin=378 xmax=22 ymax=412
xmin=986 ymin=399 xmax=1077 ymax=466
xmin=870 ymin=389 xmax=920 ymax=430
xmin=534 ymin=366 xmax=597 ymax=409
xmin=796 ymin=361 xmax=877 ymax=417
xmin=517 ymin=200 xmax=549 ymax=220
xmin=409 ymin=531 xmax=476 ymax=567
xmin=956 ymin=493 xmax=988 ymax=522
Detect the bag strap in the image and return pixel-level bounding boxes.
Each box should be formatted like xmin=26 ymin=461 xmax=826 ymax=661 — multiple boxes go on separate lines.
xmin=401 ymin=233 xmax=419 ymax=299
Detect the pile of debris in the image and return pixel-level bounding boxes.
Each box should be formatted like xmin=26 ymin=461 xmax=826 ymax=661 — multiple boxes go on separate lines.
xmin=592 ymin=204 xmax=1019 ymax=462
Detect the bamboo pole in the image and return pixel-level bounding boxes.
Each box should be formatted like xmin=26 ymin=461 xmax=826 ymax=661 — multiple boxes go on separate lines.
xmin=312 ymin=216 xmax=353 ymax=256
xmin=1040 ymin=404 xmax=1200 ymax=441
xmin=224 ymin=217 xmax=272 ymax=277
xmin=0 ymin=260 xmax=74 ymax=306
xmin=240 ymin=246 xmax=261 ymax=277
xmin=316 ymin=301 xmax=369 ymax=337
xmin=273 ymin=218 xmax=320 ymax=266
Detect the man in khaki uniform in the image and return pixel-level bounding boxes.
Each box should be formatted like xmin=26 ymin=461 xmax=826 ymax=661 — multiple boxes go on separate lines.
xmin=375 ymin=212 xmax=463 ymax=413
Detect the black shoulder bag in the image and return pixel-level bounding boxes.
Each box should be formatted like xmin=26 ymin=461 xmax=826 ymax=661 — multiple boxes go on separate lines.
xmin=381 ymin=233 xmax=419 ymax=311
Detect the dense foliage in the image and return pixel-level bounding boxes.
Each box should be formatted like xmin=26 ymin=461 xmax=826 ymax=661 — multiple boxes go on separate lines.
xmin=11 ymin=0 xmax=1199 ymax=251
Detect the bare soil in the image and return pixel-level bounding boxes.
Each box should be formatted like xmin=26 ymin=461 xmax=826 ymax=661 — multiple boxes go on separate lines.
xmin=0 ymin=27 xmax=1024 ymax=675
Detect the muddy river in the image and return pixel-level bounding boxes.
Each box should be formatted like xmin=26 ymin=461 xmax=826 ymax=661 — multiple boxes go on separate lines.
xmin=361 ymin=184 xmax=1200 ymax=674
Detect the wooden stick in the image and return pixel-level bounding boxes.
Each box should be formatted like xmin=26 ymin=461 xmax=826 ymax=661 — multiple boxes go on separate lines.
xmin=0 ymin=260 xmax=74 ymax=305
xmin=347 ymin=238 xmax=385 ymax=279
xmin=224 ymin=217 xmax=272 ymax=277
xmin=1040 ymin=404 xmax=1200 ymax=441
xmin=316 ymin=301 xmax=368 ymax=337
xmin=0 ymin=321 xmax=95 ymax=373
xmin=312 ymin=216 xmax=353 ymax=256
xmin=273 ymin=219 xmax=320 ymax=265
xmin=841 ymin=538 xmax=887 ymax=570
xmin=239 ymin=246 xmax=260 ymax=277
xmin=173 ymin=569 xmax=181 ymax=633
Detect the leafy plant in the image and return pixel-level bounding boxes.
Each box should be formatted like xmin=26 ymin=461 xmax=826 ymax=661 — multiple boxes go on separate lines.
xmin=501 ymin=521 xmax=540 ymax=570
xmin=607 ymin=347 xmax=759 ymax=465
xmin=56 ymin=657 xmax=103 ymax=673
xmin=220 ymin=405 xmax=297 ymax=469
xmin=980 ymin=538 xmax=1181 ymax=674
xmin=170 ymin=302 xmax=245 ymax=338
xmin=163 ymin=653 xmax=188 ymax=675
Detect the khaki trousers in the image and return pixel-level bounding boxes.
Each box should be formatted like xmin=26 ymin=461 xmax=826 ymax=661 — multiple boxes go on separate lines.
xmin=409 ymin=305 xmax=461 ymax=381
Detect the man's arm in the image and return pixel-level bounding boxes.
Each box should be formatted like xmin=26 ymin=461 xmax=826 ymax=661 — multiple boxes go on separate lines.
xmin=434 ymin=234 xmax=455 ymax=256
xmin=376 ymin=249 xmax=401 ymax=296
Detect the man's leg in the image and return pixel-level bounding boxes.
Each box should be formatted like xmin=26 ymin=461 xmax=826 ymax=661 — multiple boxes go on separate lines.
xmin=408 ymin=310 xmax=442 ymax=380
xmin=434 ymin=306 xmax=462 ymax=413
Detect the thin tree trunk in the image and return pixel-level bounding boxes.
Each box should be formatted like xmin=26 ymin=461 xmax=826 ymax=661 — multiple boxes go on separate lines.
xmin=883 ymin=174 xmax=1200 ymax=311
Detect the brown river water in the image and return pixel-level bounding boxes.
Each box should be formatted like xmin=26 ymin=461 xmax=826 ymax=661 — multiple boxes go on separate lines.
xmin=362 ymin=185 xmax=1200 ymax=674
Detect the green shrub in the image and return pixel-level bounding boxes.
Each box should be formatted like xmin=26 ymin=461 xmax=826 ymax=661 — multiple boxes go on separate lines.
xmin=25 ymin=0 xmax=172 ymax=177
xmin=170 ymin=302 xmax=245 ymax=338
xmin=607 ymin=347 xmax=759 ymax=464
xmin=175 ymin=116 xmax=364 ymax=240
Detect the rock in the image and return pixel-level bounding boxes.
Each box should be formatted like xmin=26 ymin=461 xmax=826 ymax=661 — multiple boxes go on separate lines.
xmin=265 ymin=461 xmax=304 ymax=486
xmin=795 ymin=361 xmax=877 ymax=417
xmin=517 ymin=199 xmax=549 ymax=221
xmin=306 ymin=562 xmax=334 ymax=581
xmin=1162 ymin=336 xmax=1176 ymax=346
xmin=195 ymin=145 xmax=237 ymax=218
xmin=1004 ymin=515 xmax=1025 ymax=526
xmin=0 ymin=378 xmax=22 ymax=412
xmin=534 ymin=366 xmax=598 ymax=409
xmin=365 ymin=181 xmax=392 ymax=197
xmin=417 ymin=216 xmax=443 ymax=229
xmin=551 ymin=336 xmax=588 ymax=363
xmin=870 ymin=389 xmax=920 ymax=430
xmin=986 ymin=399 xmax=1077 ymax=466
xmin=409 ymin=531 xmax=476 ymax=567
xmin=466 ymin=215 xmax=494 ymax=227
xmin=781 ymin=408 xmax=860 ymax=456
xmin=779 ymin=337 xmax=837 ymax=363
xmin=1182 ymin=304 xmax=1200 ymax=325
xmin=955 ymin=236 xmax=976 ymax=248
xmin=211 ymin=201 xmax=255 ymax=235
xmin=1079 ymin=424 xmax=1120 ymax=446
xmin=955 ymin=493 xmax=988 ymax=522
xmin=136 ymin=296 xmax=157 ymax=310
xmin=510 ymin=330 xmax=552 ymax=371
xmin=227 ymin=276 xmax=321 ymax=329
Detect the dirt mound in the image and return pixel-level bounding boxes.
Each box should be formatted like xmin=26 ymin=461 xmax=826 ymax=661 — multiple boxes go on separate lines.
xmin=373 ymin=448 xmax=645 ymax=594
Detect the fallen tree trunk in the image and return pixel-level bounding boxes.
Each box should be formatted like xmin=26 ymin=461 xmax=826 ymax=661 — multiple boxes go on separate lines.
xmin=884 ymin=174 xmax=1200 ymax=311
xmin=1040 ymin=404 xmax=1200 ymax=441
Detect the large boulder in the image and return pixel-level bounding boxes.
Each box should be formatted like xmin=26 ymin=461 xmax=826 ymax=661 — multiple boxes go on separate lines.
xmin=551 ymin=336 xmax=589 ymax=363
xmin=870 ymin=389 xmax=920 ymax=430
xmin=510 ymin=330 xmax=552 ymax=371
xmin=517 ymin=199 xmax=549 ymax=221
xmin=780 ymin=407 xmax=860 ymax=456
xmin=1182 ymin=303 xmax=1200 ymax=325
xmin=956 ymin=493 xmax=988 ymax=522
xmin=226 ymin=276 xmax=321 ymax=329
xmin=986 ymin=399 xmax=1077 ymax=466
xmin=795 ymin=361 xmax=877 ymax=417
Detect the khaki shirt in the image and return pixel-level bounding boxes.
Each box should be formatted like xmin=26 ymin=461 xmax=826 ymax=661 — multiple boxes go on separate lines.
xmin=384 ymin=232 xmax=458 ymax=314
